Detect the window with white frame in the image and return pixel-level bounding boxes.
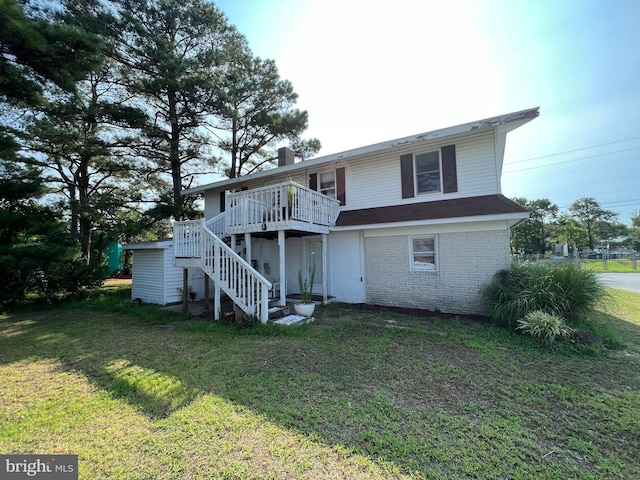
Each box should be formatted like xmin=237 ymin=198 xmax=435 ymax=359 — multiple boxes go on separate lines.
xmin=410 ymin=236 xmax=438 ymax=271
xmin=319 ymin=171 xmax=336 ymax=198
xmin=415 ymin=151 xmax=442 ymax=194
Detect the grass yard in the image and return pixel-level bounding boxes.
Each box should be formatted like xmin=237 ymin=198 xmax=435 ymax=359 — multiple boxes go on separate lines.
xmin=1 ymin=287 xmax=639 ymax=479
xmin=580 ymin=260 xmax=639 ymax=273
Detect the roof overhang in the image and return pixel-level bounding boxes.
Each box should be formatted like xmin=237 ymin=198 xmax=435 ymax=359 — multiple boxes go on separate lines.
xmin=334 ymin=194 xmax=529 ymax=230
xmin=183 ymin=107 xmax=540 ymax=195
xmin=333 ymin=212 xmax=529 ymax=232
xmin=123 ymin=239 xmax=173 ymax=250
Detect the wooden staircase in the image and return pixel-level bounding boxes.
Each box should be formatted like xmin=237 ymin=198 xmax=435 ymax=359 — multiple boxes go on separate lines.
xmin=173 ymin=219 xmax=272 ymax=323
xmin=173 ymin=181 xmax=341 ymax=324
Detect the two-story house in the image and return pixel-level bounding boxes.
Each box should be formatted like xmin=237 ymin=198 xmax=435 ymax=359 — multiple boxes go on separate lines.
xmin=125 ymin=107 xmax=538 ymax=322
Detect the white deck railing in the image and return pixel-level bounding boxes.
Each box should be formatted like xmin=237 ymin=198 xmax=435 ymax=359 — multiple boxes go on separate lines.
xmin=225 ymin=181 xmax=340 ymax=232
xmin=174 ymin=220 xmax=201 ymax=258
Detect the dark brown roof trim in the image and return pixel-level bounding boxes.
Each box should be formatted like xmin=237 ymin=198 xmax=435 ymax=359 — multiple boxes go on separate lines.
xmin=335 ymin=194 xmax=527 ymax=227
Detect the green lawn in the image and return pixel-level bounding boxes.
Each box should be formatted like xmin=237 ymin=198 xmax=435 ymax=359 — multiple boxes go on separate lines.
xmin=1 ymin=287 xmax=639 ymax=479
xmin=580 ymin=259 xmax=639 ymax=273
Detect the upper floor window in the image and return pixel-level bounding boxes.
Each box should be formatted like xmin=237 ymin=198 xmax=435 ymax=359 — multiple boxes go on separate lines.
xmin=415 ymin=151 xmax=442 ymax=194
xmin=319 ymin=171 xmax=336 ymax=198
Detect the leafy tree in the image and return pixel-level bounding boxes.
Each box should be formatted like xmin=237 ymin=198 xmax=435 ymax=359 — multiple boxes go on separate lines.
xmin=599 ymin=222 xmax=629 ymax=243
xmin=93 ymin=207 xmax=172 ymax=269
xmin=627 ymin=211 xmax=640 ymax=251
xmin=510 ymin=197 xmax=558 ymax=254
xmin=556 ymin=213 xmax=589 ymax=249
xmin=569 ymin=197 xmax=617 ymax=249
xmin=213 ymin=41 xmax=320 ymax=177
xmin=0 ymin=161 xmax=104 ymax=307
xmin=291 ymin=138 xmax=322 ymax=161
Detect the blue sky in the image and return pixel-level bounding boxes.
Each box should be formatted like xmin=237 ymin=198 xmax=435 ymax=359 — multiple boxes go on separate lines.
xmin=215 ymin=0 xmax=640 ymax=224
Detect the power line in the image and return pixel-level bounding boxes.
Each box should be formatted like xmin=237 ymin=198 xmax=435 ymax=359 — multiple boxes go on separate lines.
xmin=503 ymin=146 xmax=640 ymax=174
xmin=551 ymin=187 xmax=640 ymax=202
xmin=505 ymin=135 xmax=640 ymax=165
xmin=556 ymin=200 xmax=640 ymax=212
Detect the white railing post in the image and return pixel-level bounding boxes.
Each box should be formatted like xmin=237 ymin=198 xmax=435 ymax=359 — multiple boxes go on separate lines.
xmin=260 ymin=283 xmax=269 ymax=324
xmin=199 ymin=217 xmax=204 ymax=260
xmin=213 ymin=236 xmax=221 ymax=321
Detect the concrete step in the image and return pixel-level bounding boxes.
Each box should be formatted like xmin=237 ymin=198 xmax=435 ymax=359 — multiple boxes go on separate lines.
xmin=268 ymin=305 xmax=290 ymax=320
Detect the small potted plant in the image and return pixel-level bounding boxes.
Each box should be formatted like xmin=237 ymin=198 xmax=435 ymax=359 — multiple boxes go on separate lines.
xmin=283 ymin=184 xmax=296 ymax=219
xmin=294 ymin=266 xmax=316 ymax=317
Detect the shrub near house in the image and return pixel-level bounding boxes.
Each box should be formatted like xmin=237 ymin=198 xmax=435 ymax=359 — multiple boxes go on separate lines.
xmin=482 ymin=262 xmax=609 ymax=341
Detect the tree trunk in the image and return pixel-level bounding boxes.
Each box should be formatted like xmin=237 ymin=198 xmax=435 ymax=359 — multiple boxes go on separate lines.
xmin=229 ymin=112 xmax=238 ymax=178
xmin=167 ymin=89 xmax=183 ymax=218
xmin=78 ymin=156 xmax=92 ymax=264
xmin=586 ymin=220 xmax=594 ymax=250
xmin=79 ymin=215 xmax=92 ymax=263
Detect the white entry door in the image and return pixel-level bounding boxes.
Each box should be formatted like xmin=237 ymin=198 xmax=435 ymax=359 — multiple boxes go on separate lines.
xmin=329 ymin=231 xmax=366 ymax=303
xmin=306 ymin=239 xmax=323 ymax=293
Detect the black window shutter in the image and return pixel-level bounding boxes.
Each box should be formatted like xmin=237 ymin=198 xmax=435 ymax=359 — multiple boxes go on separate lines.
xmin=309 ymin=173 xmax=318 ymax=191
xmin=400 ymin=154 xmax=415 ymax=199
xmin=219 ymin=191 xmax=225 ymax=212
xmin=336 ymin=167 xmax=346 ymax=205
xmin=441 ymin=144 xmax=458 ymax=193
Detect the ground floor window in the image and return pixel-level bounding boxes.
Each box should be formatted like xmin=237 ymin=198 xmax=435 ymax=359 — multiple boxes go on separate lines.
xmin=410 ymin=236 xmax=438 ymax=271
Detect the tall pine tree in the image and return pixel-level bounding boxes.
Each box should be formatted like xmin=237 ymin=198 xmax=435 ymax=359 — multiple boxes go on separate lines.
xmin=212 ymin=38 xmax=319 ymax=178
xmin=88 ymin=0 xmax=239 ymax=219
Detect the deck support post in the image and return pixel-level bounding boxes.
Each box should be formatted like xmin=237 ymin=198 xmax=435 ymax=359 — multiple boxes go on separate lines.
xmin=244 ymin=232 xmax=251 ymax=263
xmin=322 ymin=233 xmax=328 ymax=304
xmin=214 ymin=242 xmax=221 ymax=321
xmin=182 ymin=268 xmax=188 ymax=308
xmin=278 ymin=230 xmax=286 ymax=307
xmin=204 ymin=276 xmax=210 ymax=310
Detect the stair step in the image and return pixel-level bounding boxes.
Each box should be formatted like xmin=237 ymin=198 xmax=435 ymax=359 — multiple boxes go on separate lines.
xmin=273 ymin=314 xmax=314 ymax=326
xmin=268 ymin=305 xmax=290 ymax=319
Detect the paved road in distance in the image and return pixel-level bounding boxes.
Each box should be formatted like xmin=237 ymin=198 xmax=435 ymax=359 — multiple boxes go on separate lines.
xmin=598 ymin=273 xmax=640 ymax=293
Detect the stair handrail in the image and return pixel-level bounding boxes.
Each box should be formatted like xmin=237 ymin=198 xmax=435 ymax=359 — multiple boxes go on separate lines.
xmin=204 ymin=212 xmax=226 ymax=237
xmin=200 ymin=222 xmax=272 ymax=323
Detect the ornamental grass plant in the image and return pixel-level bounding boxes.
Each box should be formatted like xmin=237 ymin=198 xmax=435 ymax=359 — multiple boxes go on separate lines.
xmin=516 ymin=310 xmax=574 ymax=344
xmin=482 ymin=261 xmax=609 ymax=330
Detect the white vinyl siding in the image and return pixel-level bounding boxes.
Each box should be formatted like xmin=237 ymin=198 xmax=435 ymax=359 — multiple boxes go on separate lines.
xmin=203 ymin=189 xmax=220 ymax=219
xmin=131 ymin=250 xmax=166 ymax=304
xmin=130 ymin=245 xmax=193 ymax=305
xmin=201 ymin=129 xmax=497 ymax=219
xmin=344 ymin=129 xmax=497 ymax=210
xmin=164 ymin=246 xmax=184 ymax=304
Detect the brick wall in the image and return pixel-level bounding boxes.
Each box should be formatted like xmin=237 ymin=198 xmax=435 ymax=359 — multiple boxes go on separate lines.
xmin=365 ymin=230 xmax=510 ymax=315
